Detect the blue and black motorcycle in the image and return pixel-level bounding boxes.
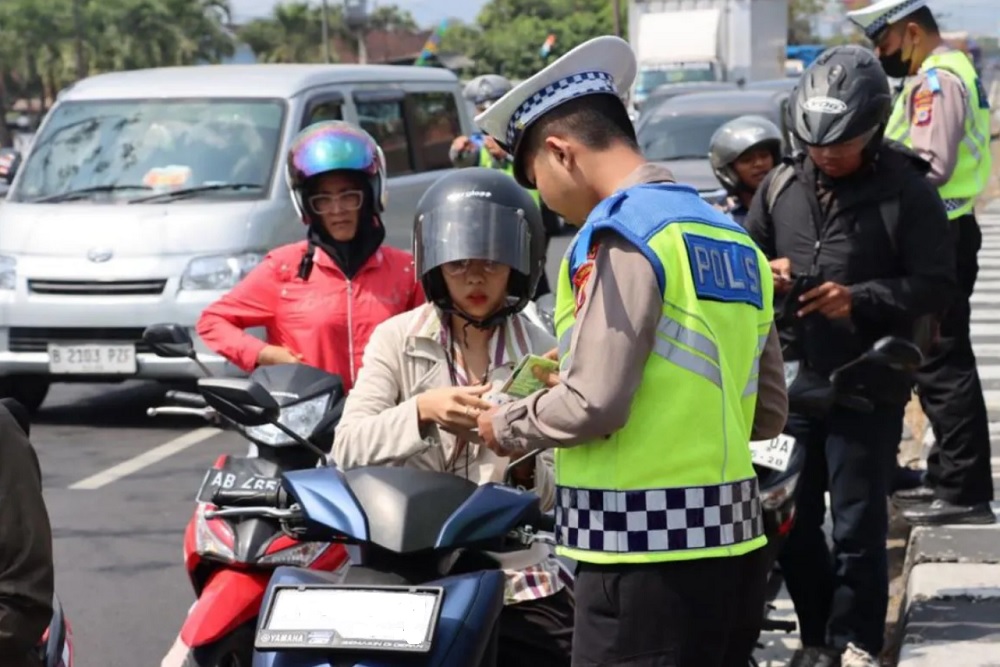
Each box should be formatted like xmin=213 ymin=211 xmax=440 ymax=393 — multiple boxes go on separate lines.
xmin=195 ymin=376 xmax=558 ymax=667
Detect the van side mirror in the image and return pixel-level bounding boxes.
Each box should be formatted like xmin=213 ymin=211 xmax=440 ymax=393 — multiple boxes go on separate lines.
xmin=0 ymin=149 xmax=23 ymax=185
xmin=142 ymin=323 xmax=195 ymax=359
xmin=867 ymin=336 xmax=923 ymax=373
xmin=197 ymin=378 xmax=279 ymax=427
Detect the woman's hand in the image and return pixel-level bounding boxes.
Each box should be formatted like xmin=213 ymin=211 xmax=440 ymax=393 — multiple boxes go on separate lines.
xmin=256 ymin=345 xmax=303 ymax=366
xmin=416 ymin=385 xmax=494 ymax=432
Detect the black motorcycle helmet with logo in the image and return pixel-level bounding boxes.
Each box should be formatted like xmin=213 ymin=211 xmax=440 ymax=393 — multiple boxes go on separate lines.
xmin=413 ymin=167 xmax=546 ymax=329
xmin=791 ymin=45 xmax=892 ymax=153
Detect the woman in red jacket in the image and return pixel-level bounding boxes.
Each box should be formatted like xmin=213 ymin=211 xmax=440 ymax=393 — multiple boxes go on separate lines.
xmin=196 ymin=121 xmax=424 ymax=392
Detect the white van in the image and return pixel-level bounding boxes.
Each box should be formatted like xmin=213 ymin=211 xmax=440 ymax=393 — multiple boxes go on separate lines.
xmin=0 ymin=64 xmax=475 ymax=410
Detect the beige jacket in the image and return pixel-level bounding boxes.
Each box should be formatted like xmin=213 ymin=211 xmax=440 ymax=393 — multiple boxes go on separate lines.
xmin=332 ymin=303 xmax=557 ymax=511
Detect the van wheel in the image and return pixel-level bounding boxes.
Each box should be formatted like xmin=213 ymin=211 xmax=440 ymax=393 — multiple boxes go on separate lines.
xmin=0 ymin=376 xmax=51 ymax=413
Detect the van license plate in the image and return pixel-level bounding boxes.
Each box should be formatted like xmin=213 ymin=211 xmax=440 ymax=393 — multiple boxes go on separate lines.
xmin=749 ymin=434 xmax=796 ymax=472
xmin=48 ymin=344 xmax=137 ymax=374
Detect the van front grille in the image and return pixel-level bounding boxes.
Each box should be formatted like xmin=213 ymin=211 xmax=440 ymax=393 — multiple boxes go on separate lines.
xmin=27 ymin=279 xmax=167 ymax=296
xmin=8 ymin=327 xmax=152 ymax=353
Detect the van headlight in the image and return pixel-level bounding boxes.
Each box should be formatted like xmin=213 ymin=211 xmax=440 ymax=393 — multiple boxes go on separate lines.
xmin=0 ymin=255 xmax=15 ymax=290
xmin=180 ymin=252 xmax=263 ymax=291
xmin=783 ymin=361 xmax=800 ymax=387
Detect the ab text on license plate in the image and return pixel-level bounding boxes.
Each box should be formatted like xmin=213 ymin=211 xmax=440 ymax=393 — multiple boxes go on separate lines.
xmin=196 ymin=460 xmax=281 ymax=504
xmin=748 ymin=434 xmax=796 ymax=472
xmin=47 ymin=343 xmax=137 ymax=374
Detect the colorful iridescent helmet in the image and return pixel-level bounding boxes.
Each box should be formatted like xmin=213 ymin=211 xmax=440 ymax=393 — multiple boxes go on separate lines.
xmin=285 ymin=121 xmax=388 ymax=224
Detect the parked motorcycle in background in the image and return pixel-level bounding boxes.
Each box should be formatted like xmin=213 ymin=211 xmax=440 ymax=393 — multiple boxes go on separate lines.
xmin=143 ymin=325 xmax=350 ymax=667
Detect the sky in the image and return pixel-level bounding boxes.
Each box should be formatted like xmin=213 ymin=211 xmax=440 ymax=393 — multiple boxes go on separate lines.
xmin=230 ymin=0 xmax=490 ymax=26
xmin=231 ymin=0 xmax=1000 ymax=38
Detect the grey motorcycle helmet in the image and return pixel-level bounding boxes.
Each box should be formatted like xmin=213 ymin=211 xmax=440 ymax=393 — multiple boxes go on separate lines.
xmin=463 ymin=75 xmax=514 ymax=111
xmin=413 ymin=167 xmax=546 ymax=329
xmin=791 ymin=45 xmax=892 ymax=149
xmin=708 ymin=115 xmax=784 ymax=195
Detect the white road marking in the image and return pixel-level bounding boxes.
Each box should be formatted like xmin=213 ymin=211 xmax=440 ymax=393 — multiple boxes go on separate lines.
xmin=68 ymin=427 xmax=221 ymax=490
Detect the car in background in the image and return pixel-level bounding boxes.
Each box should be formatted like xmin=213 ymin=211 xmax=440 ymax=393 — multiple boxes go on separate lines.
xmin=635 ymin=88 xmax=794 ymax=205
xmin=0 ymin=63 xmax=476 ymax=411
xmin=632 ymin=81 xmax=740 ymax=119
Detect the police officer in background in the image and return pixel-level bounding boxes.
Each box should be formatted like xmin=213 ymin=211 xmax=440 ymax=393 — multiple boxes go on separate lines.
xmin=450 ymin=74 xmax=561 ymax=300
xmin=848 ymin=0 xmax=996 ymax=525
xmin=708 ymin=115 xmax=784 ymax=226
xmin=474 ymin=36 xmax=789 ymax=666
xmin=744 ymin=45 xmax=955 ymax=666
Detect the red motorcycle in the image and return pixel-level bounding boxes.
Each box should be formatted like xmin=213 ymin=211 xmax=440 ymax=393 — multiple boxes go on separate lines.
xmin=143 ymin=324 xmax=349 ymax=667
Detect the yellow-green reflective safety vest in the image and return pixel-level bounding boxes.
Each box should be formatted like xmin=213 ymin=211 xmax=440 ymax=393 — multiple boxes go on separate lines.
xmin=478 ymin=146 xmax=542 ymax=208
xmin=553 ymin=183 xmax=773 ymax=565
xmin=886 ymin=49 xmax=992 ymax=220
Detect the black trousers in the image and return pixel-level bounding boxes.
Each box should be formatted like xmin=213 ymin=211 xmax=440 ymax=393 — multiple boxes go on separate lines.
xmin=571 ymin=549 xmax=769 ymax=667
xmin=498 ymin=587 xmax=574 ymax=667
xmin=916 ymin=213 xmax=995 ymax=505
xmin=779 ymin=405 xmax=904 ymax=655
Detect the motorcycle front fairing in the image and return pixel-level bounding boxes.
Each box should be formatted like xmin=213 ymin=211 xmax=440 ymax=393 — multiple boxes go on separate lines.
xmin=253 ymin=466 xmax=546 ymax=666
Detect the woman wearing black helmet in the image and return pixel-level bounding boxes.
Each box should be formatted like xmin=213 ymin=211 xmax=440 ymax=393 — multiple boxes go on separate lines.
xmin=330 ymin=167 xmax=573 ymax=666
xmin=743 ymin=45 xmax=956 ymax=667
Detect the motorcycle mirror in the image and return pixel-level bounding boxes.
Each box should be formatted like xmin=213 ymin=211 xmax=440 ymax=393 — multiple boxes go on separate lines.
xmin=142 ymin=323 xmax=196 ymax=359
xmin=197 ymin=378 xmax=279 ymax=427
xmin=867 ymin=336 xmax=924 ymax=372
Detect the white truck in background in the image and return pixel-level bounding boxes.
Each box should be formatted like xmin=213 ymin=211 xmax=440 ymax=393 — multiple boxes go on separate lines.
xmin=628 ymin=0 xmax=788 ymax=111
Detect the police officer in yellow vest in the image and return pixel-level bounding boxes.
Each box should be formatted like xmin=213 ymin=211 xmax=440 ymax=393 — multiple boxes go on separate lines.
xmin=473 ymin=36 xmax=789 ymax=666
xmin=451 ymin=74 xmax=560 ymax=300
xmin=848 ymin=0 xmax=996 ymax=526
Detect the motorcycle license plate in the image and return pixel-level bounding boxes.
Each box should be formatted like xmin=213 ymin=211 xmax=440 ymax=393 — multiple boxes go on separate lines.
xmin=196 ymin=459 xmax=280 ymax=504
xmin=255 ymin=584 xmax=443 ymax=653
xmin=749 ymin=434 xmax=796 ymax=472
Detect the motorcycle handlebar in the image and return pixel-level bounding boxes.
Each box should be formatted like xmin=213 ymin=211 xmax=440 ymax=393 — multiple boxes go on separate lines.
xmin=535 ymin=512 xmax=555 ymax=533
xmin=165 ymin=390 xmax=207 ymax=408
xmin=213 ymin=486 xmax=286 ymax=508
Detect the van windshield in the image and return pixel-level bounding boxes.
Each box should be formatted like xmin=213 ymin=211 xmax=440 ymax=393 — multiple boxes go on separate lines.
xmin=10 ymin=98 xmax=286 ymax=203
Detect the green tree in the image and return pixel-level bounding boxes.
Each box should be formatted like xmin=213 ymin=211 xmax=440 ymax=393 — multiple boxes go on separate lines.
xmin=440 ymin=0 xmax=621 ymax=79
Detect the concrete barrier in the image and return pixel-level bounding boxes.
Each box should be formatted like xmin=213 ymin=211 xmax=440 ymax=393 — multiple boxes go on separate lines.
xmin=896 ymin=503 xmax=1000 ymax=666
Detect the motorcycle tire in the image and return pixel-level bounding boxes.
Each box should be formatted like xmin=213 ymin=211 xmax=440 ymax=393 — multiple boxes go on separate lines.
xmin=182 ymin=622 xmax=255 ymax=667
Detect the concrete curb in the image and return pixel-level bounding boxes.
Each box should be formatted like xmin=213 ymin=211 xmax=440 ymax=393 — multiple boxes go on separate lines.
xmin=896 ymin=503 xmax=1000 ymax=666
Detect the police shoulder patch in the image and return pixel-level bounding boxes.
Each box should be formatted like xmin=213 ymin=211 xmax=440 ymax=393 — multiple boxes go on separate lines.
xmin=572 ymin=243 xmax=599 ymax=314
xmin=914 ymin=88 xmax=934 ymax=127
xmin=683 ymin=233 xmax=763 ymax=309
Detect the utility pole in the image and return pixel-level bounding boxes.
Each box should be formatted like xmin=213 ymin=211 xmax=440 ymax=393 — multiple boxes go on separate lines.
xmin=321 ymin=0 xmax=331 ymax=63
xmin=612 ymin=0 xmax=622 ymax=38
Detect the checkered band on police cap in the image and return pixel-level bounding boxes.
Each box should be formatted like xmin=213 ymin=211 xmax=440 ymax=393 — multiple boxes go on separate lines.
xmin=505 ymin=70 xmax=617 ymax=149
xmin=861 ymin=0 xmax=926 ymax=40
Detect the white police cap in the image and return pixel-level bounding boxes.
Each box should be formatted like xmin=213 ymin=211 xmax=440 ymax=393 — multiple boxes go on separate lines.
xmin=846 ymin=0 xmax=928 ymax=41
xmin=474 ymin=35 xmax=636 ymax=161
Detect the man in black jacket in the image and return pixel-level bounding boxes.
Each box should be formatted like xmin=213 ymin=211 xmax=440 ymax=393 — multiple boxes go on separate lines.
xmin=0 ymin=398 xmax=54 ymax=667
xmin=744 ymin=46 xmax=956 ymax=667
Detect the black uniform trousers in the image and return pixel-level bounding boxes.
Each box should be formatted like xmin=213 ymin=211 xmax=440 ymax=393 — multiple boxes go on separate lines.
xmin=571 ymin=548 xmax=769 ymax=667
xmin=916 ymin=212 xmax=995 ymax=505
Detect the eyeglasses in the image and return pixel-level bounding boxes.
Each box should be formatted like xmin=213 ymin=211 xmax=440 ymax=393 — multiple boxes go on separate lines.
xmin=308 ymin=190 xmax=364 ymax=214
xmin=441 ymin=259 xmax=504 ymax=276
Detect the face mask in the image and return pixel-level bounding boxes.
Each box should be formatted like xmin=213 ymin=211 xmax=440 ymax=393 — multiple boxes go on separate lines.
xmin=879 ymin=39 xmax=912 ymax=78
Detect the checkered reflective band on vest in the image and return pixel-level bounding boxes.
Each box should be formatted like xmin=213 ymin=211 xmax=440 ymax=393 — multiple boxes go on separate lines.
xmin=556 ymin=478 xmax=764 ymax=553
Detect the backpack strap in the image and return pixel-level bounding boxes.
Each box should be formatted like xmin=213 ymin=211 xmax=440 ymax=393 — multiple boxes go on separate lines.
xmin=765 ymin=164 xmax=796 ymax=214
